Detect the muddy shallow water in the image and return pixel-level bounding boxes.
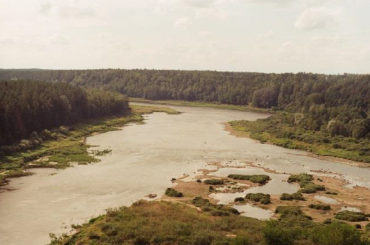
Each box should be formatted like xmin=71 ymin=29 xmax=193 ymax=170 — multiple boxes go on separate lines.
xmin=1 ymin=103 xmax=370 ymax=245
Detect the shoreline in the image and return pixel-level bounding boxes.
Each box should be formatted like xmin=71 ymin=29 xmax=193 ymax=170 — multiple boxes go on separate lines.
xmin=130 ymin=98 xmax=273 ymax=114
xmin=0 ymin=105 xmax=180 ymax=188
xmin=224 ymin=122 xmax=370 ymax=169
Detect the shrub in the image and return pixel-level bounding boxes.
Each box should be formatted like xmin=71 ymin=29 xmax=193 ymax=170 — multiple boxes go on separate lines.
xmin=300 ymin=182 xmax=325 ymax=193
xmin=311 ymin=222 xmax=363 ymax=245
xmin=234 ymin=197 xmax=245 ymax=203
xmin=165 ymin=188 xmax=183 ymax=197
xmin=245 ymin=193 xmax=271 ymax=204
xmin=288 ymin=173 xmax=313 ymax=183
xmin=59 ymin=126 xmax=70 ymax=135
xmin=280 ymin=192 xmax=305 ymax=201
xmin=228 ymin=174 xmax=270 ymax=184
xmin=204 ymin=179 xmax=224 ymax=185
xmin=308 ymin=204 xmax=331 ymax=210
xmin=335 ymin=211 xmax=368 ymax=222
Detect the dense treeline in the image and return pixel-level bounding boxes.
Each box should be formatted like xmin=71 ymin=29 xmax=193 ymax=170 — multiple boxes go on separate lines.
xmin=1 ymin=69 xmax=370 ymax=139
xmin=0 ymin=80 xmax=129 ymax=147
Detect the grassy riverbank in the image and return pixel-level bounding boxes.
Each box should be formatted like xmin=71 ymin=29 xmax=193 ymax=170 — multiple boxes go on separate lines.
xmin=229 ymin=113 xmax=370 ymax=164
xmin=50 ymin=199 xmax=370 ymax=245
xmin=131 ymin=98 xmax=271 ymax=113
xmin=0 ymin=105 xmax=179 ymax=186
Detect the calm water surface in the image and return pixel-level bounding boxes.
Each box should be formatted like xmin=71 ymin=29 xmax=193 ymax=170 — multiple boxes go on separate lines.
xmin=1 ymin=103 xmax=370 ymax=245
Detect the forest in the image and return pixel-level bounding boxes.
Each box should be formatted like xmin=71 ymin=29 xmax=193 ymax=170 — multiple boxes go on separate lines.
xmin=0 ymin=80 xmax=129 ymax=151
xmin=1 ymin=69 xmax=369 ymax=141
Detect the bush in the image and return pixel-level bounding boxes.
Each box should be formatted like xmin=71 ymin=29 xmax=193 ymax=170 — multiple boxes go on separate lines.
xmin=204 ymin=179 xmax=224 ymax=185
xmin=311 ymin=222 xmax=363 ymax=245
xmin=59 ymin=126 xmax=70 ymax=135
xmin=234 ymin=197 xmax=245 ymax=203
xmin=228 ymin=174 xmax=270 ymax=184
xmin=300 ymin=182 xmax=325 ymax=193
xmin=245 ymin=193 xmax=271 ymax=204
xmin=165 ymin=188 xmax=183 ymax=197
xmin=280 ymin=192 xmax=305 ymax=201
xmin=230 ymin=236 xmax=252 ymax=245
xmin=335 ymin=211 xmax=368 ymax=222
xmin=308 ymin=204 xmax=331 ymax=210
xmin=288 ymin=174 xmax=313 ymax=183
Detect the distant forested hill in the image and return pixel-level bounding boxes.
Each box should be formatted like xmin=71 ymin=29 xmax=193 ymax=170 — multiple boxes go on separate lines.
xmin=1 ymin=69 xmax=369 ymax=140
xmin=0 ymin=80 xmax=129 ymax=147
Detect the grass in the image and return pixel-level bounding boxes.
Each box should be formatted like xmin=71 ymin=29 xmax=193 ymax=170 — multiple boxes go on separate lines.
xmin=229 ymin=113 xmax=370 ymax=164
xmin=49 ymin=200 xmax=370 ymax=245
xmin=0 ymin=105 xmax=180 ymax=186
xmin=130 ymin=98 xmax=271 ymax=113
xmin=50 ymin=200 xmax=265 ymax=245
xmin=228 ymin=174 xmax=270 ymax=185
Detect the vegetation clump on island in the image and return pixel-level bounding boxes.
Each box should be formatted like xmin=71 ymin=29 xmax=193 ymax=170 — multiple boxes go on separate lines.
xmin=335 ymin=211 xmax=369 ymax=222
xmin=204 ymin=179 xmax=224 ymax=185
xmin=165 ymin=188 xmax=183 ymax=197
xmin=309 ymin=204 xmax=331 ymax=210
xmin=245 ymin=193 xmax=271 ymax=204
xmin=280 ymin=192 xmax=305 ymax=201
xmin=228 ymin=174 xmax=270 ymax=185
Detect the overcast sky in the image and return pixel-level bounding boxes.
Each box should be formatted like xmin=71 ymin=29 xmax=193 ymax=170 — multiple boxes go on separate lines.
xmin=0 ymin=0 xmax=369 ymax=74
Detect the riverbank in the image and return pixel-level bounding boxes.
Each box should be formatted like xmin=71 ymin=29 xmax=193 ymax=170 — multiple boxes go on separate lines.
xmin=227 ymin=113 xmax=370 ymax=165
xmin=130 ymin=98 xmax=271 ymax=113
xmin=0 ymin=105 xmax=179 ymax=187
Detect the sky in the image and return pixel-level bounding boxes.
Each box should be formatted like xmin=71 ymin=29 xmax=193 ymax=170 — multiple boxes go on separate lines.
xmin=0 ymin=0 xmax=369 ymax=74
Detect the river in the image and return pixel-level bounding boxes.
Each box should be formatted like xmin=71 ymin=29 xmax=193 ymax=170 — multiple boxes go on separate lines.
xmin=1 ymin=103 xmax=370 ymax=245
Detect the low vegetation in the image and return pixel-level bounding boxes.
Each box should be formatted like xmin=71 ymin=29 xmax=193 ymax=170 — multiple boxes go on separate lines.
xmin=245 ymin=193 xmax=271 ymax=204
xmin=335 ymin=211 xmax=369 ymax=222
xmin=165 ymin=188 xmax=183 ymax=198
xmin=230 ymin=113 xmax=370 ymax=163
xmin=308 ymin=204 xmax=331 ymax=210
xmin=300 ymin=181 xmax=326 ymax=194
xmin=204 ymin=179 xmax=224 ymax=185
xmin=288 ymin=173 xmax=313 ymax=183
xmin=280 ymin=192 xmax=305 ymax=201
xmin=192 ymin=197 xmax=240 ymax=216
xmin=228 ymin=174 xmax=270 ymax=185
xmin=49 ymin=200 xmax=370 ymax=245
xmin=50 ymin=201 xmax=264 ymax=245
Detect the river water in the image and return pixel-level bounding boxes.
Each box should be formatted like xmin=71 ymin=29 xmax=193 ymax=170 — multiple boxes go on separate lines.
xmin=1 ymin=103 xmax=370 ymax=245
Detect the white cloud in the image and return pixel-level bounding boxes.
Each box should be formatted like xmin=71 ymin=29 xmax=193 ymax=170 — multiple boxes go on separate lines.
xmin=49 ymin=34 xmax=70 ymax=45
xmin=295 ymin=7 xmax=341 ymax=31
xmin=39 ymin=1 xmax=98 ymax=19
xmin=244 ymin=0 xmax=294 ymax=7
xmin=181 ymin=0 xmax=217 ymax=8
xmin=199 ymin=30 xmax=213 ymax=36
xmin=173 ymin=17 xmax=191 ymax=28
